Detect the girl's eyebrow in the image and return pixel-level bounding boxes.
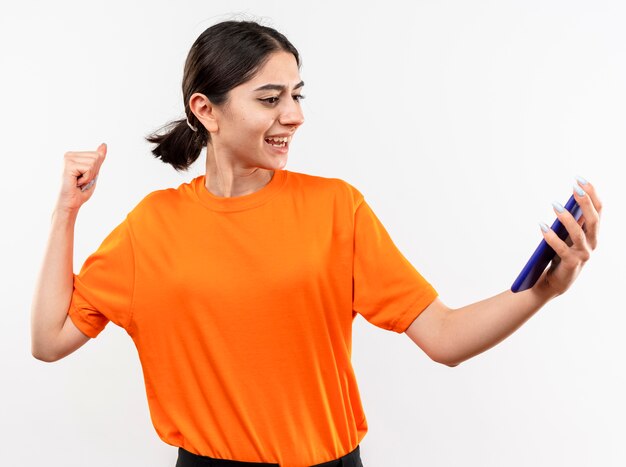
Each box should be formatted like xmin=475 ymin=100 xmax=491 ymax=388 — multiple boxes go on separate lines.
xmin=253 ymin=80 xmax=305 ymax=92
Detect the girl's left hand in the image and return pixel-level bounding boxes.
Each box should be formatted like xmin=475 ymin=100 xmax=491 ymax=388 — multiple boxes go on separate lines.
xmin=534 ymin=178 xmax=602 ymax=298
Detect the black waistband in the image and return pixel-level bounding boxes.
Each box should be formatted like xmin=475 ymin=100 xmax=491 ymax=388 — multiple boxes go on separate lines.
xmin=176 ymin=444 xmax=361 ymax=467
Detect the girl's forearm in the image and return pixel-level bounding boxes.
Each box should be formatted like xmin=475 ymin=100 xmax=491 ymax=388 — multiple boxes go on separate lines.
xmin=442 ymin=282 xmax=557 ymax=366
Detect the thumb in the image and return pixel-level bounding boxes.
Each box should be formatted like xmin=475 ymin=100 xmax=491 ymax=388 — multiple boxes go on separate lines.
xmin=97 ymin=142 xmax=107 ymax=156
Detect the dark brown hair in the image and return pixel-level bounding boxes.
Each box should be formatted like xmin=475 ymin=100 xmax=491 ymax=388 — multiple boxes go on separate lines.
xmin=145 ymin=20 xmax=301 ymax=172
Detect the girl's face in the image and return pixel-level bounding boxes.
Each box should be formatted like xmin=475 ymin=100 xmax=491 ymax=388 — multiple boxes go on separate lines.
xmin=207 ymin=51 xmax=305 ymax=171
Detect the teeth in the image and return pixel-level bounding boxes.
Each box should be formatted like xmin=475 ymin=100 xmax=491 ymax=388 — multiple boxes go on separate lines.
xmin=265 ymin=136 xmax=290 ymax=148
xmin=266 ymin=136 xmax=289 ymax=143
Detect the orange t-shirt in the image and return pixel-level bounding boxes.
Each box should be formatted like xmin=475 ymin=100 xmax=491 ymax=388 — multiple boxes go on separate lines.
xmin=68 ymin=169 xmax=438 ymax=466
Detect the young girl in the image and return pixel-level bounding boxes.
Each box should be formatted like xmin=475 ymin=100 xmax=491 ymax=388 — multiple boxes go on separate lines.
xmin=31 ymin=19 xmax=602 ymax=467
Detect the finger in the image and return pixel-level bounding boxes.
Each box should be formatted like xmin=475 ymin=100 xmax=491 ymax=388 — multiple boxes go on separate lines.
xmin=80 ymin=175 xmax=98 ymax=192
xmin=91 ymin=143 xmax=107 ymax=177
xmin=66 ymin=155 xmax=103 ymax=168
xmin=574 ymin=177 xmax=600 ymax=249
xmin=552 ymin=201 xmax=586 ymax=249
xmin=540 ymin=222 xmax=571 ymax=260
xmin=577 ymin=215 xmax=588 ymax=236
xmin=65 ymin=144 xmax=107 ymax=158
xmin=575 ymin=177 xmax=602 ymax=217
xmin=66 ymin=151 xmax=106 ymax=166
xmin=97 ymin=142 xmax=107 ymax=156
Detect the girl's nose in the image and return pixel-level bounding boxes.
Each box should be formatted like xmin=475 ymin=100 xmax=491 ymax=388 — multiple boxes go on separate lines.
xmin=279 ymin=101 xmax=305 ymax=128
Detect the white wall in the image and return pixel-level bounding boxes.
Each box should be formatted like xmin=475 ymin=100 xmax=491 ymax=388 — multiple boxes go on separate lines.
xmin=2 ymin=1 xmax=625 ymax=466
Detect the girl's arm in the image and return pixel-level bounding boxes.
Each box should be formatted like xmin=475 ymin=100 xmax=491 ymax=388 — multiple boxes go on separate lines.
xmin=30 ymin=145 xmax=106 ymax=362
xmin=406 ymin=179 xmax=602 ymax=367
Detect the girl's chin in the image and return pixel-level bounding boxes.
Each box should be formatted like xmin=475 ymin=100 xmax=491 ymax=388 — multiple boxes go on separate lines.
xmin=263 ymin=152 xmax=288 ymax=169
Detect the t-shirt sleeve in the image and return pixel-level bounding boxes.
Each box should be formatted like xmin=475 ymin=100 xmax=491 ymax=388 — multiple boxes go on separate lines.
xmin=68 ymin=216 xmax=136 ymax=338
xmin=352 ymin=197 xmax=438 ymax=333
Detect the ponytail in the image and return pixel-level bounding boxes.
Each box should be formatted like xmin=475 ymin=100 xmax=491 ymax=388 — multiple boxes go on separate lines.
xmin=145 ymin=116 xmax=208 ymax=173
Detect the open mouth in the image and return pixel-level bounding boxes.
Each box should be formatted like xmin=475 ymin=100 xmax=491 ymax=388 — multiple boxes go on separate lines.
xmin=264 ymin=136 xmax=290 ymax=149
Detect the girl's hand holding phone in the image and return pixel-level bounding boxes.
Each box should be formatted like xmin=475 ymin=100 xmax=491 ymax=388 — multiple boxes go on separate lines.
xmin=531 ymin=177 xmax=602 ymax=298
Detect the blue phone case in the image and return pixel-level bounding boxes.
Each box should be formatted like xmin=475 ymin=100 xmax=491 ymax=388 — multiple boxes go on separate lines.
xmin=511 ymin=194 xmax=582 ymax=293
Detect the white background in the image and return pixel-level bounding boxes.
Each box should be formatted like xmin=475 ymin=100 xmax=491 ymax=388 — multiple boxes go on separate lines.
xmin=2 ymin=1 xmax=625 ymax=466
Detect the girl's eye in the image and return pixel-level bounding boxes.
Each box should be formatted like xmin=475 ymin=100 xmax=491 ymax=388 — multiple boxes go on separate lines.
xmin=260 ymin=95 xmax=306 ymax=105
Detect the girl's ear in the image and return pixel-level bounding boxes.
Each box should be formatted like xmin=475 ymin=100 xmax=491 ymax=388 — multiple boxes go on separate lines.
xmin=189 ymin=93 xmax=219 ymax=133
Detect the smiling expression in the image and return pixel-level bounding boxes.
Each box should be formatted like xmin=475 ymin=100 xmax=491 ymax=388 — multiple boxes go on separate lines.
xmin=196 ymin=51 xmax=306 ymax=171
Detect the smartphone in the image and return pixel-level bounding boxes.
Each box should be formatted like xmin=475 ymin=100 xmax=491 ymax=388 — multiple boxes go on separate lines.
xmin=511 ymin=194 xmax=582 ymax=293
